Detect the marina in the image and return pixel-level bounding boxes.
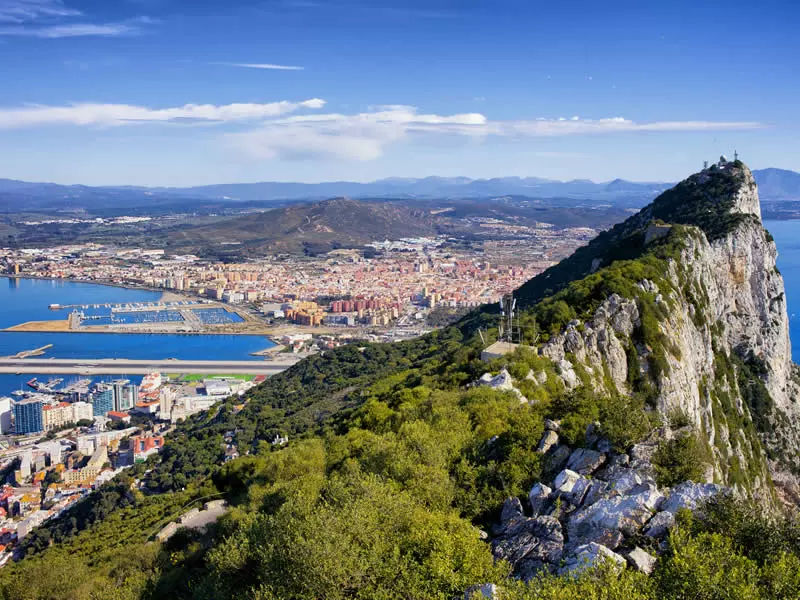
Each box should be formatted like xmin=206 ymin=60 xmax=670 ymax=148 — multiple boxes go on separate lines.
xmin=0 ymin=279 xmax=278 ymax=399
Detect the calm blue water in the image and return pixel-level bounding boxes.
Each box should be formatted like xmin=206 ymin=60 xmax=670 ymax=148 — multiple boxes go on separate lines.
xmin=765 ymin=221 xmax=800 ymax=361
xmin=0 ymin=278 xmax=274 ymax=398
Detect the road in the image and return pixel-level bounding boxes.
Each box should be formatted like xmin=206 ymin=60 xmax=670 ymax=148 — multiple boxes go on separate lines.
xmin=0 ymin=357 xmax=299 ymax=375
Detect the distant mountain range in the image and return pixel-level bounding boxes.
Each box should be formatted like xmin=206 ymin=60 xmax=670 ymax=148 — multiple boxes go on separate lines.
xmin=1 ymin=168 xmax=798 ymax=212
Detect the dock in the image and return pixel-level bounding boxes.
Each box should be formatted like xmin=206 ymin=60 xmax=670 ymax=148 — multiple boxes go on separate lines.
xmin=7 ymin=344 xmax=54 ymax=359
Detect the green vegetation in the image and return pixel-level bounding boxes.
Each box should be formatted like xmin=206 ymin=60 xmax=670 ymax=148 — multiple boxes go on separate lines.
xmin=652 ymin=432 xmax=707 ymax=487
xmin=176 ymin=373 xmax=255 ymax=382
xmin=0 ymin=164 xmax=791 ymax=599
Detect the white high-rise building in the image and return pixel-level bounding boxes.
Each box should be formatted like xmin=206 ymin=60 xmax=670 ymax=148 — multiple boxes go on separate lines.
xmin=0 ymin=397 xmax=12 ymax=434
xmin=72 ymin=402 xmax=94 ymax=423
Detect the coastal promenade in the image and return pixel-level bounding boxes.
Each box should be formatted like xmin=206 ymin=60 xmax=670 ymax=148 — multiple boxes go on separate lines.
xmin=0 ymin=357 xmax=300 ymax=375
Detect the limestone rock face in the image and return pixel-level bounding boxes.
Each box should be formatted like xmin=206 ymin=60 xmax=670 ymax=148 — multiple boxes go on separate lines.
xmin=542 ymin=294 xmax=639 ymax=394
xmin=533 ymin=165 xmax=800 ymax=501
xmin=660 ymin=481 xmax=722 ymax=514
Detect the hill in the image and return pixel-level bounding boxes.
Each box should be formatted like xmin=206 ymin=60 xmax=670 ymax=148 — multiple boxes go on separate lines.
xmin=752 ymin=167 xmax=800 ymax=199
xmin=169 ymin=197 xmax=440 ymax=255
xmin=2 ymin=160 xmax=800 ymax=599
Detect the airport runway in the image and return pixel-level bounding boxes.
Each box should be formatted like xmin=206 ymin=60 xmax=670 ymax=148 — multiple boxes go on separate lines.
xmin=0 ymin=357 xmax=296 ymax=375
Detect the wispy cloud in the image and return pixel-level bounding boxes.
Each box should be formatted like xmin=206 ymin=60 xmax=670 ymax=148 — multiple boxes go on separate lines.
xmin=229 ymin=105 xmax=487 ymax=160
xmin=0 ymin=99 xmax=326 ymax=128
xmin=0 ymin=0 xmax=154 ymax=37
xmin=501 ymin=116 xmax=764 ymax=137
xmin=0 ymin=21 xmax=145 ymax=37
xmin=271 ymin=0 xmax=458 ymax=19
xmin=0 ymin=0 xmax=79 ymax=23
xmin=213 ymin=61 xmax=305 ymax=71
xmin=0 ymin=97 xmax=763 ymax=162
xmin=227 ymin=106 xmax=763 ymax=161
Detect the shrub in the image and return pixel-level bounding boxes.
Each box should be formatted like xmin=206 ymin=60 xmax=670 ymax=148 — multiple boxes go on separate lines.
xmin=652 ymin=432 xmax=706 ymax=487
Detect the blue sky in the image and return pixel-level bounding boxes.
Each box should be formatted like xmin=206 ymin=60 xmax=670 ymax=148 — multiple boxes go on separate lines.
xmin=0 ymin=0 xmax=798 ymax=186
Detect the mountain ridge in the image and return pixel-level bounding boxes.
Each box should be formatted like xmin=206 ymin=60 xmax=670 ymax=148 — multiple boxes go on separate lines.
xmin=2 ymin=168 xmax=798 ymax=207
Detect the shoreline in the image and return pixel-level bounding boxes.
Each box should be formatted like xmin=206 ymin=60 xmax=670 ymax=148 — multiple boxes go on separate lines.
xmin=1 ymin=275 xmax=279 ymax=342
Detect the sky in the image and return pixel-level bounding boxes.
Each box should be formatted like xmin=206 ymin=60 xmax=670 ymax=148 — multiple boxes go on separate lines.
xmin=0 ymin=0 xmax=798 ymax=187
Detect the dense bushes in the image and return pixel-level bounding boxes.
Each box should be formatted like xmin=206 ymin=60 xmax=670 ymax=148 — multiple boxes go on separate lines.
xmin=652 ymin=432 xmax=706 ymax=487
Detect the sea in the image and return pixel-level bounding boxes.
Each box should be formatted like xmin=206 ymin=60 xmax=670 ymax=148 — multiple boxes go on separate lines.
xmin=0 ymin=278 xmax=275 ymax=398
xmin=766 ymin=220 xmax=800 ymax=361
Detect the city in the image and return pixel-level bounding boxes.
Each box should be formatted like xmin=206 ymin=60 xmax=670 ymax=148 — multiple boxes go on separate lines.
xmin=0 ymin=225 xmax=598 ymax=338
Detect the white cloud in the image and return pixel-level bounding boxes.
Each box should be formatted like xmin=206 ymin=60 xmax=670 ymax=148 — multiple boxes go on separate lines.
xmin=0 ymin=1 xmax=154 ymax=37
xmin=226 ymin=106 xmax=762 ymax=161
xmin=0 ymin=99 xmax=326 ymax=128
xmin=227 ymin=106 xmax=488 ymax=160
xmin=0 ymin=96 xmax=763 ymax=162
xmin=502 ymin=117 xmax=763 ymax=137
xmin=214 ymin=62 xmax=305 ymax=71
xmin=0 ymin=0 xmax=79 ymax=23
xmin=0 ymin=21 xmax=140 ymax=37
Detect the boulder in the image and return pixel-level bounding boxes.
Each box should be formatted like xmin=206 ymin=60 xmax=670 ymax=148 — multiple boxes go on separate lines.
xmin=582 ymin=480 xmax=611 ymax=507
xmin=566 ymin=448 xmax=607 ymax=475
xmin=630 ymin=442 xmax=658 ymax=465
xmin=626 ymin=547 xmax=657 ymax=574
xmin=661 ymin=481 xmax=723 ymax=514
xmin=544 ymin=418 xmax=561 ymax=432
xmin=585 ymin=422 xmax=601 ymax=446
xmin=603 ymin=468 xmax=644 ymax=495
xmin=528 ymin=483 xmax=552 ymax=517
xmin=596 ymin=438 xmax=613 ymax=454
xmin=568 ymin=488 xmax=664 ymax=540
xmin=557 ymin=359 xmax=580 ymax=389
xmin=464 ymin=583 xmax=500 ymax=600
xmin=559 ymin=542 xmax=626 ymax=576
xmin=476 ymin=369 xmax=528 ymax=402
xmin=500 ymin=496 xmax=524 ymax=524
xmin=493 ymin=516 xmax=564 ymax=575
xmin=565 ymin=476 xmax=593 ymax=507
xmin=543 ymin=445 xmax=572 ymax=475
xmin=577 ymin=527 xmax=625 ymax=550
xmin=537 ymin=430 xmax=559 ymax=455
xmin=643 ymin=511 xmax=675 ymax=538
xmin=554 ymin=469 xmax=582 ymax=494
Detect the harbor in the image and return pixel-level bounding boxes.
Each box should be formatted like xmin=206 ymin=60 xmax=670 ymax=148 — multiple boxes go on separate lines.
xmin=7 ymin=297 xmax=268 ymax=335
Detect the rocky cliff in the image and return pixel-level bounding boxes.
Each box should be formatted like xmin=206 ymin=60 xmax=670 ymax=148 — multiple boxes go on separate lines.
xmin=520 ymin=160 xmax=799 ymax=501
xmin=479 ymin=160 xmax=800 ymax=584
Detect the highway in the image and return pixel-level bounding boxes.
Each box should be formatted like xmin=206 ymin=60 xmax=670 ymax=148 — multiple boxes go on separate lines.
xmin=0 ymin=357 xmax=298 ymax=375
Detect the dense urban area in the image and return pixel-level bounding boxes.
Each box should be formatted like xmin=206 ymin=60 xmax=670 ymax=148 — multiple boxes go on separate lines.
xmin=0 ymin=226 xmax=597 ymax=335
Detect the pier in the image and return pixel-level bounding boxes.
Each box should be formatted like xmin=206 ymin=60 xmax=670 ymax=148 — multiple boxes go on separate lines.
xmin=7 ymin=344 xmax=54 ymax=359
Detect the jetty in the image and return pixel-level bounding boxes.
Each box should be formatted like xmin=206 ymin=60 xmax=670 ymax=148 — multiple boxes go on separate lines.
xmin=6 ymin=344 xmax=53 ymax=359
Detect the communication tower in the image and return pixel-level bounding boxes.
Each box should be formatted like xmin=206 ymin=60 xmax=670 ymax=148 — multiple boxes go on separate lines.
xmin=498 ymin=293 xmax=517 ymax=343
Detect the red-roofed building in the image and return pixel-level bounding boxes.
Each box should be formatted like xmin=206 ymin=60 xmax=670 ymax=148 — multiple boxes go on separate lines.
xmin=106 ymin=411 xmax=131 ymax=424
xmin=131 ymin=433 xmax=164 ymax=462
xmin=42 ymin=402 xmax=73 ymax=431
